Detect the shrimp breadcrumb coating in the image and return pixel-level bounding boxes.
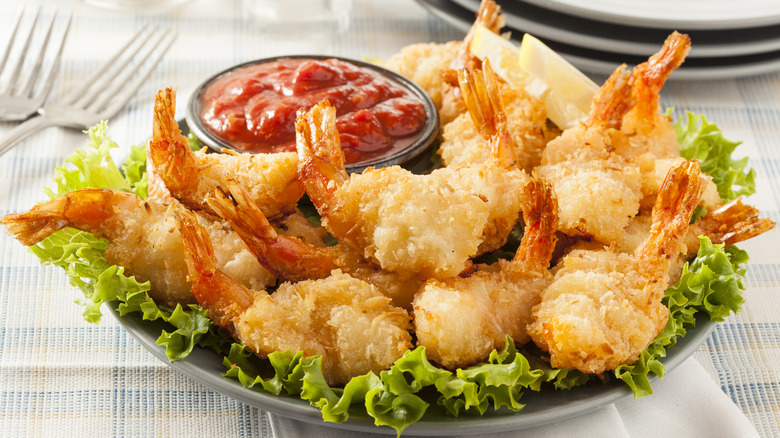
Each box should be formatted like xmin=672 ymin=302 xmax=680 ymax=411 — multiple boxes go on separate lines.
xmin=236 ymin=270 xmax=412 ymax=385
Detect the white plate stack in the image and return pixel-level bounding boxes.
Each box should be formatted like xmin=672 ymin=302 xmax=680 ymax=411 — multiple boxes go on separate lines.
xmin=416 ymin=0 xmax=780 ymax=79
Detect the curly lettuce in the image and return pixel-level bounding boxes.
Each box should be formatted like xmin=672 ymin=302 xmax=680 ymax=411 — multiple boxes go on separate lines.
xmin=676 ymin=111 xmax=756 ymax=201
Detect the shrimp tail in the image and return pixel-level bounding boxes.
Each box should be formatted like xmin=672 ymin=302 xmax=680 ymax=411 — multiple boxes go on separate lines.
xmin=464 ymin=0 xmax=505 ymax=47
xmin=149 ymin=87 xmax=198 ymax=195
xmin=513 ymin=177 xmax=558 ymax=271
xmin=637 ymin=159 xmax=708 ymax=262
xmin=295 ymin=100 xmax=349 ymax=214
xmin=697 ymin=198 xmax=776 ymax=246
xmin=458 ymin=59 xmax=518 ymax=168
xmin=174 ymin=205 xmax=254 ymax=334
xmin=1 ymin=198 xmax=70 ymax=246
xmin=0 ymin=189 xmax=137 ymax=246
xmin=206 ymin=175 xmax=340 ymax=282
xmin=630 ymin=32 xmax=690 ymax=119
xmin=588 ymin=64 xmax=633 ymax=128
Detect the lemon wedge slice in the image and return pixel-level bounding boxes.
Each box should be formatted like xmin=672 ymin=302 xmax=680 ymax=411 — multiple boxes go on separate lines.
xmin=518 ymin=34 xmax=599 ymax=129
xmin=469 ymin=25 xmax=537 ymax=92
xmin=469 ymin=26 xmax=599 ymax=130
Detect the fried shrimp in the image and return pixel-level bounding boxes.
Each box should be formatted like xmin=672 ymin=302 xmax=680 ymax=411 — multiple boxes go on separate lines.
xmin=438 ymin=60 xmax=557 ymax=173
xmin=532 ymin=35 xmax=695 ymax=244
xmin=206 ymin=176 xmax=422 ymax=308
xmin=383 ymin=0 xmax=505 ymax=124
xmin=528 ymin=159 xmax=709 ymax=375
xmin=149 ymin=88 xmax=304 ymax=219
xmin=620 ymin=196 xmax=776 ymax=281
xmin=297 ymin=99 xmax=529 ymax=279
xmin=175 ymin=206 xmax=412 ymax=386
xmin=413 ymin=178 xmax=558 ymax=369
xmin=0 ymin=189 xmax=274 ymax=307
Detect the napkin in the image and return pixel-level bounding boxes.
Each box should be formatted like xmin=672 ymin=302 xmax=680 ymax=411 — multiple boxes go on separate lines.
xmin=267 ymin=358 xmax=758 ymax=438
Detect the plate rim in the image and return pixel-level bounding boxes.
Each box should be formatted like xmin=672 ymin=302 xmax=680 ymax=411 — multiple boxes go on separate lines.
xmin=108 ymin=300 xmax=715 ymax=435
xmin=517 ymin=0 xmax=780 ymax=30
xmin=448 ymin=0 xmax=780 ymax=58
xmin=415 ymin=0 xmax=780 ymax=79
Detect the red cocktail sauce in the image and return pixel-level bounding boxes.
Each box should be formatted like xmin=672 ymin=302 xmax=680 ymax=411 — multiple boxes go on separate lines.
xmin=198 ymin=58 xmax=428 ymax=165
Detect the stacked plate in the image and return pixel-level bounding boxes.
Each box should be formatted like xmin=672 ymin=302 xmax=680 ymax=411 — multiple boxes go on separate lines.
xmin=416 ymin=0 xmax=780 ymax=79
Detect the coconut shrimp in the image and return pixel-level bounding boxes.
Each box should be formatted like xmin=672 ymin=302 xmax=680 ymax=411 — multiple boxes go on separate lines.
xmin=620 ymin=196 xmax=775 ymax=281
xmin=541 ymin=33 xmax=690 ymax=166
xmin=532 ymin=63 xmax=642 ymax=244
xmin=383 ymin=0 xmax=505 ymax=124
xmin=413 ymin=178 xmax=558 ymax=369
xmin=149 ymin=88 xmax=304 ymax=219
xmin=206 ymin=176 xmax=422 ymax=308
xmin=175 ymin=206 xmax=412 ymax=386
xmin=0 ymin=190 xmax=275 ymax=307
xmin=527 ymin=159 xmax=709 ymax=375
xmin=297 ymin=99 xmax=528 ymax=279
xmin=533 ymin=46 xmax=679 ymax=244
xmin=438 ymin=60 xmax=558 ymax=173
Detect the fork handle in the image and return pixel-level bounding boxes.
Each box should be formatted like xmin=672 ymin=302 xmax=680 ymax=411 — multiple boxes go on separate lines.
xmin=0 ymin=116 xmax=56 ymax=157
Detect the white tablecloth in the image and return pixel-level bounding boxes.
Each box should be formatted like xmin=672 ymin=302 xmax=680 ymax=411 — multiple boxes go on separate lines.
xmin=0 ymin=0 xmax=777 ymax=436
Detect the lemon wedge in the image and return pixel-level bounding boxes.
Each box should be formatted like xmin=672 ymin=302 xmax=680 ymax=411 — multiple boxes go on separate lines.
xmin=518 ymin=34 xmax=599 ymax=129
xmin=469 ymin=26 xmax=599 ymax=130
xmin=469 ymin=25 xmax=537 ymax=92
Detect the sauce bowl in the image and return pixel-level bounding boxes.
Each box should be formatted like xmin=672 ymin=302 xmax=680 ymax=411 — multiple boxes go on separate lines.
xmin=185 ymin=55 xmax=440 ymax=174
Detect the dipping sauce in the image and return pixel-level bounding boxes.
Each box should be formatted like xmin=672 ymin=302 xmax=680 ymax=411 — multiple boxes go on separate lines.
xmin=198 ymin=58 xmax=429 ymax=165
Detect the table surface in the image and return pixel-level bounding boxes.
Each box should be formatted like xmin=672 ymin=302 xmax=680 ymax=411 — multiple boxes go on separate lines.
xmin=0 ymin=0 xmax=778 ymax=437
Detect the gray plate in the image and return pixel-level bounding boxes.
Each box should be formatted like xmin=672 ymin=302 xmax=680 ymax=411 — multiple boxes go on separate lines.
xmin=109 ymin=301 xmax=714 ymax=436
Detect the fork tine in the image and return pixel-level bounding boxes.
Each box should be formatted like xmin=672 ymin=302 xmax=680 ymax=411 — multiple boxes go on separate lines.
xmin=74 ymin=24 xmax=158 ymax=110
xmin=0 ymin=7 xmax=25 ymax=77
xmin=31 ymin=12 xmax=71 ymax=103
xmin=17 ymin=10 xmax=59 ymax=98
xmin=59 ymin=22 xmax=151 ymax=106
xmin=3 ymin=7 xmax=41 ymax=96
xmin=92 ymin=29 xmax=177 ymax=117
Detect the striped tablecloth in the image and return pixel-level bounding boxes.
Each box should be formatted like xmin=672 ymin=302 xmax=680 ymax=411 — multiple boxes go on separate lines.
xmin=0 ymin=0 xmax=777 ymax=436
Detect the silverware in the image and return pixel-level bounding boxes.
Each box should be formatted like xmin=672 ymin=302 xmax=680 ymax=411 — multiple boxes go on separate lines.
xmin=0 ymin=23 xmax=176 ymax=157
xmin=0 ymin=7 xmax=71 ymax=122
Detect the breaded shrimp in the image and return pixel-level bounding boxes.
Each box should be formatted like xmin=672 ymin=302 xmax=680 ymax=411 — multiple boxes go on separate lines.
xmin=439 ymin=60 xmax=558 ymax=173
xmin=620 ymin=197 xmax=775 ymax=281
xmin=175 ymin=206 xmax=412 ymax=386
xmin=527 ymin=160 xmax=709 ymax=375
xmin=535 ymin=159 xmax=642 ymax=244
xmin=541 ymin=33 xmax=691 ymax=166
xmin=413 ymin=178 xmax=558 ymax=369
xmin=206 ymin=176 xmax=422 ymax=308
xmin=383 ymin=0 xmax=505 ymax=125
xmin=0 ymin=189 xmax=275 ymax=307
xmin=297 ymin=99 xmax=528 ymax=279
xmin=149 ymin=88 xmax=304 ymax=219
xmin=532 ymin=35 xmax=694 ymax=244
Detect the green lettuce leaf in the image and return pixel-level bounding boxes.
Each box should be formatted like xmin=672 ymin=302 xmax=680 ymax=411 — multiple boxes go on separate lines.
xmin=121 ymin=144 xmax=148 ymax=198
xmin=676 ymin=111 xmax=756 ymax=201
xmin=44 ymin=121 xmax=132 ymax=199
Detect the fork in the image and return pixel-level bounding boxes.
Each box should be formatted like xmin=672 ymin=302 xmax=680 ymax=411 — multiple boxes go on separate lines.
xmin=0 ymin=7 xmax=71 ymax=122
xmin=0 ymin=23 xmax=176 ymax=157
